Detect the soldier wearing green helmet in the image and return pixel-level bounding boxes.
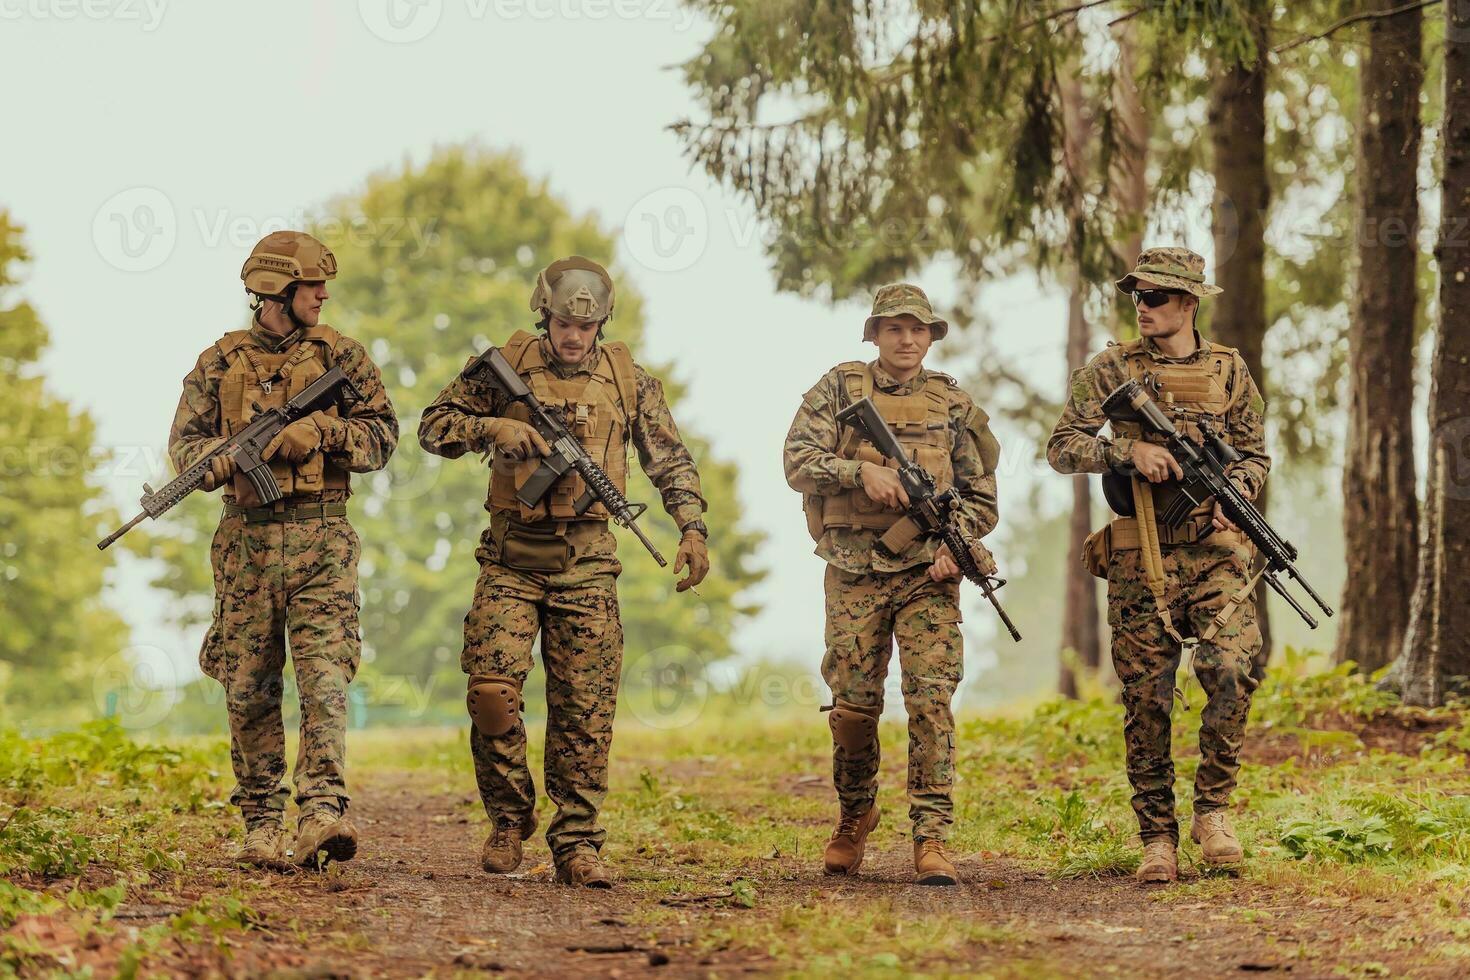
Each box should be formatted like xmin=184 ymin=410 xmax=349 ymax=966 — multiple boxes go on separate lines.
xmin=168 ymin=231 xmax=398 ymax=871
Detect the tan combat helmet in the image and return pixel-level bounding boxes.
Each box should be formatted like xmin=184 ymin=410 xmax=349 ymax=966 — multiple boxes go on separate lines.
xmin=241 ymin=231 xmax=338 ymax=299
xmin=530 ymin=256 xmax=615 ymax=324
xmin=863 ymin=282 xmax=949 ymax=342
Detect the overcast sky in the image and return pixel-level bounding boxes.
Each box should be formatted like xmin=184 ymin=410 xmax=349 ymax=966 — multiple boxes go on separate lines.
xmin=4 ymin=0 xmax=1248 ymax=710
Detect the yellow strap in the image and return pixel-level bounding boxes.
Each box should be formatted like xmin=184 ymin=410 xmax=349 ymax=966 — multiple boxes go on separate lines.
xmin=1200 ymin=561 xmax=1267 ymax=644
xmin=1130 ymin=479 xmax=1185 ymax=644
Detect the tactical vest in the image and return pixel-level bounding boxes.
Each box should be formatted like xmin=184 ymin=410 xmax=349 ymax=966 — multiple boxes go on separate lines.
xmin=812 ymin=361 xmax=956 ymax=535
xmin=215 ymin=325 xmax=348 ymax=507
xmin=488 ymin=330 xmax=636 ymax=523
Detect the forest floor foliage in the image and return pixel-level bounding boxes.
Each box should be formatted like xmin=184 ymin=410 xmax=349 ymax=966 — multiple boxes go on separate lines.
xmin=4 ymin=657 xmax=1470 ymax=977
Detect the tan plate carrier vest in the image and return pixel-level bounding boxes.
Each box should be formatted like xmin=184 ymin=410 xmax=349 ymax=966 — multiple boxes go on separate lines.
xmin=488 ymin=330 xmax=636 ymax=523
xmin=216 ymin=325 xmax=348 ymax=508
xmin=804 ymin=362 xmax=955 ymax=542
xmin=1085 ymin=338 xmax=1262 ymax=643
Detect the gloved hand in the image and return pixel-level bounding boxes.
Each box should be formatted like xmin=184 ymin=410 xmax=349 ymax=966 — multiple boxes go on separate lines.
xmin=200 ymin=445 xmax=236 ymax=492
xmin=264 ymin=414 xmax=325 ymax=464
xmin=673 ymin=531 xmax=709 ymax=593
xmin=472 ymin=417 xmax=552 ymax=461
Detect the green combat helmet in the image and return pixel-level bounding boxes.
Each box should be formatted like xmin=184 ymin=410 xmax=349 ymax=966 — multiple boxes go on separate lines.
xmin=241 ymin=231 xmax=338 ymax=300
xmin=863 ymin=283 xmax=949 ymax=342
xmin=530 ymin=256 xmax=615 ymax=324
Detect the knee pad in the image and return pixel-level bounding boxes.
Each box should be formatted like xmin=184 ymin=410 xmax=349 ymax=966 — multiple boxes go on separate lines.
xmin=826 ymin=697 xmax=881 ymax=754
xmin=467 ymin=675 xmax=523 ymax=738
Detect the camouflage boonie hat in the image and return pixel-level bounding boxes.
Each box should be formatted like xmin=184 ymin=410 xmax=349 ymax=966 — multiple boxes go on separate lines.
xmin=862 ymin=283 xmax=949 ymax=342
xmin=1115 ymin=246 xmax=1222 ymax=297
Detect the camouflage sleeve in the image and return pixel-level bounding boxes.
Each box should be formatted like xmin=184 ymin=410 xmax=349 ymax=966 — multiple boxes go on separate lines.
xmin=1046 ymin=350 xmax=1133 ymax=475
xmin=630 ymin=363 xmax=707 ymax=529
xmin=167 ymin=349 xmax=225 ymax=475
xmin=417 ymin=357 xmax=505 ymax=460
xmin=784 ymin=370 xmax=865 ymax=494
xmin=324 ymin=338 xmax=398 ymax=473
xmin=950 ymin=397 xmax=1000 ymax=540
xmin=1224 ymin=354 xmax=1271 ymax=498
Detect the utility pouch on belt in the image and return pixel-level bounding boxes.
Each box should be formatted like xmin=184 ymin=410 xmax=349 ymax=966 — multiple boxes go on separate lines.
xmin=497 ymin=521 xmax=574 ymax=573
xmin=1080 ymin=525 xmax=1112 ymax=579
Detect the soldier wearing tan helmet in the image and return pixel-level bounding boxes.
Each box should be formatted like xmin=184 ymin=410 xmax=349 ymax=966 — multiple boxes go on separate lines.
xmin=168 ymin=231 xmax=398 ymax=870
xmin=1047 ymin=246 xmax=1270 ymax=883
xmin=784 ymin=283 xmax=1002 ymax=886
xmin=419 ymin=256 xmax=709 ymax=888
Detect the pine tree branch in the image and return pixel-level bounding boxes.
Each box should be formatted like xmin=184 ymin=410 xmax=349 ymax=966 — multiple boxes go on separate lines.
xmin=1272 ymin=0 xmax=1441 ymax=55
xmin=979 ymin=0 xmax=1120 ymax=43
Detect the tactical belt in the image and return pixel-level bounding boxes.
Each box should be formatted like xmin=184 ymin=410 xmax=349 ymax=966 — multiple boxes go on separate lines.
xmin=223 ymin=501 xmax=348 ymax=524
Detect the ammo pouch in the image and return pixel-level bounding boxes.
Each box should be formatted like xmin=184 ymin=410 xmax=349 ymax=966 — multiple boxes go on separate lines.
xmin=1080 ymin=525 xmax=1113 ymax=579
xmin=496 ymin=520 xmax=574 ymax=573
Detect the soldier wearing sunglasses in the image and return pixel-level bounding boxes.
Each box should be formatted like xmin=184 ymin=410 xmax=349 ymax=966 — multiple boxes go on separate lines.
xmin=1046 ymin=247 xmax=1270 ymax=883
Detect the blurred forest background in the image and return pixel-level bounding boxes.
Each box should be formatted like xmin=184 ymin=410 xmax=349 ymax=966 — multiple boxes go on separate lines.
xmin=2 ymin=0 xmax=1467 ymax=733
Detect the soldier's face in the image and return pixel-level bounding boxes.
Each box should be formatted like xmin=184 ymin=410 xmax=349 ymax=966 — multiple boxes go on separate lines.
xmin=548 ymin=316 xmax=600 ymax=364
xmin=873 ymin=316 xmax=933 ymax=373
xmin=1135 ymin=290 xmax=1195 ymax=339
xmin=291 ymin=281 xmax=329 ymax=327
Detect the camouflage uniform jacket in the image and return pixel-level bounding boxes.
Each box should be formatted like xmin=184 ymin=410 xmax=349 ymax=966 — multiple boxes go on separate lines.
xmin=785 ymin=361 xmax=1000 ymax=575
xmin=418 ymin=335 xmax=707 ymax=529
xmin=168 ymin=321 xmax=399 ymax=502
xmin=1046 ymin=332 xmax=1270 ymax=499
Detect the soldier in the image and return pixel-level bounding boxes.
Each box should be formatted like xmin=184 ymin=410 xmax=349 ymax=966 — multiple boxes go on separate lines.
xmin=785 ymin=283 xmax=1001 ymax=886
xmin=169 ymin=231 xmax=398 ymax=870
xmin=419 ymin=256 xmax=709 ymax=888
xmin=1047 ymin=247 xmax=1269 ymax=883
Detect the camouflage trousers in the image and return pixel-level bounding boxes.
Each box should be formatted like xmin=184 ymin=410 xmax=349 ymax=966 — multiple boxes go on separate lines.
xmin=1107 ymin=540 xmax=1262 ymax=844
xmin=200 ymin=512 xmax=361 ymax=819
xmin=822 ymin=563 xmax=964 ymax=842
xmin=462 ymin=519 xmax=624 ymax=862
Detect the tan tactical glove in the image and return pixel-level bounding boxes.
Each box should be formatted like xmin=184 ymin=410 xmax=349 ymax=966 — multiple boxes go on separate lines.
xmin=673 ymin=531 xmax=709 ymax=593
xmin=264 ymin=414 xmax=325 ymax=464
xmin=200 ymin=443 xmax=236 ymax=492
xmin=471 ymin=417 xmax=552 ymax=460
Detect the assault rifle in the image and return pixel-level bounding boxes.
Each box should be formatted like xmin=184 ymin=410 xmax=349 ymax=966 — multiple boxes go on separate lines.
xmin=835 ymin=396 xmax=1021 ymax=642
xmin=1101 ymin=378 xmax=1334 ymax=628
xmin=462 ymin=346 xmax=667 ymax=567
xmin=98 ymin=366 xmax=362 ymax=551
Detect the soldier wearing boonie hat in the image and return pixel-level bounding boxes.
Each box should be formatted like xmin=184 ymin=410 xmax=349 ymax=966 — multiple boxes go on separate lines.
xmin=1047 ymin=247 xmax=1271 ymax=884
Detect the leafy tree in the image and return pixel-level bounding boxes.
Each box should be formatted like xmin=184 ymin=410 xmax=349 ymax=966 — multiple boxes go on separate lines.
xmin=0 ymin=212 xmax=129 ymax=711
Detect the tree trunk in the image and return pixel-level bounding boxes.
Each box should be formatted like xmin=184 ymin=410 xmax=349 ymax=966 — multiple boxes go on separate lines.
xmin=1387 ymin=0 xmax=1470 ymax=705
xmin=1208 ymin=5 xmax=1273 ymax=680
xmin=1061 ymin=270 xmax=1102 ymax=697
xmin=1336 ymin=0 xmax=1423 ymax=673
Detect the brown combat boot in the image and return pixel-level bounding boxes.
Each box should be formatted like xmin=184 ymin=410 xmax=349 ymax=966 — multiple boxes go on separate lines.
xmin=1136 ymin=840 xmax=1178 ymax=883
xmin=823 ymin=804 xmax=880 ymax=876
xmin=292 ymin=804 xmax=358 ymax=870
xmin=913 ymin=839 xmax=957 ymax=886
xmin=235 ymin=814 xmax=288 ymax=871
xmin=1190 ymin=810 xmax=1244 ymax=866
xmin=555 ymin=850 xmax=613 ymax=889
xmin=480 ymin=813 xmax=537 ymax=874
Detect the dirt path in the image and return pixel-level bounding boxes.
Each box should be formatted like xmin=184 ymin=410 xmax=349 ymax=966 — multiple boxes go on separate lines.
xmin=102 ymin=768 xmax=1456 ymax=978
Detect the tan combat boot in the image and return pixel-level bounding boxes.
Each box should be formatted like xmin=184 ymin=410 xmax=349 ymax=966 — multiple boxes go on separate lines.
xmin=1190 ymin=810 xmax=1244 ymax=866
xmin=1136 ymin=840 xmax=1178 ymax=883
xmin=914 ymin=839 xmax=958 ymax=886
xmin=555 ymin=850 xmax=613 ymax=889
xmin=235 ymin=815 xmax=288 ymax=870
xmin=292 ymin=804 xmax=358 ymax=870
xmin=480 ymin=813 xmax=538 ymax=874
xmin=823 ymin=804 xmax=880 ymax=876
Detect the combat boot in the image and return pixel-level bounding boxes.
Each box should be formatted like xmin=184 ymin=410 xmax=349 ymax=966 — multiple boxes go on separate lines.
xmin=1190 ymin=810 xmax=1244 ymax=866
xmin=480 ymin=812 xmax=538 ymax=874
xmin=1136 ymin=840 xmax=1178 ymax=883
xmin=823 ymin=804 xmax=880 ymax=875
xmin=913 ymin=839 xmax=957 ymax=886
xmin=235 ymin=814 xmax=288 ymax=870
xmin=555 ymin=850 xmax=613 ymax=889
xmin=292 ymin=802 xmax=358 ymax=870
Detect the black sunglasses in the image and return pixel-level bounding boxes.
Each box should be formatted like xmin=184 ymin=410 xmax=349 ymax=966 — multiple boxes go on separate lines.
xmin=1132 ymin=288 xmax=1186 ymax=309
